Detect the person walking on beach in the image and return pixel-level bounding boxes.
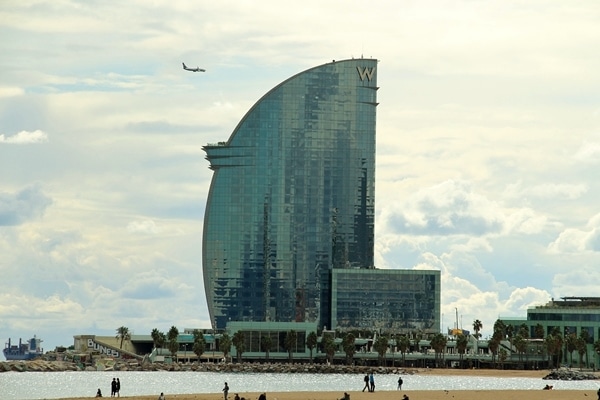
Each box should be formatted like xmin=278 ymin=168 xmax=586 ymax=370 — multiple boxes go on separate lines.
xmin=223 ymin=382 xmax=229 ymax=400
xmin=111 ymin=378 xmax=117 ymax=397
xmin=116 ymin=377 xmax=120 ymax=397
xmin=369 ymin=372 xmax=375 ymax=392
xmin=397 ymin=376 xmax=403 ymax=390
xmin=362 ymin=374 xmax=369 ymax=392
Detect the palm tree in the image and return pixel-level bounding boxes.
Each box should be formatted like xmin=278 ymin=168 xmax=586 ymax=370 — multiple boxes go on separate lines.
xmin=429 ymin=333 xmax=447 ymax=368
xmin=580 ymin=328 xmax=590 ymax=368
xmin=412 ymin=330 xmax=423 ymax=353
xmin=284 ymin=330 xmax=297 ymax=363
xmin=167 ymin=326 xmax=179 ymax=361
xmin=565 ymin=333 xmax=577 ymax=366
xmin=116 ymin=326 xmax=131 ymax=350
xmin=219 ymin=332 xmax=232 ymax=362
xmin=373 ymin=335 xmax=389 ymax=366
xmin=456 ymin=333 xmax=468 ymax=368
xmin=342 ymin=333 xmax=356 ymax=365
xmin=261 ymin=334 xmax=272 ymax=361
xmin=398 ymin=335 xmax=411 ymax=366
xmin=593 ymin=339 xmax=600 ymax=370
xmin=472 ymin=320 xmax=483 ymax=340
xmin=192 ymin=329 xmax=206 ymax=360
xmin=576 ymin=336 xmax=586 ymax=370
xmin=150 ymin=328 xmax=162 ymax=350
xmin=306 ymin=332 xmax=318 ymax=364
xmin=232 ymin=331 xmax=245 ymax=363
xmin=321 ymin=332 xmax=336 ymax=364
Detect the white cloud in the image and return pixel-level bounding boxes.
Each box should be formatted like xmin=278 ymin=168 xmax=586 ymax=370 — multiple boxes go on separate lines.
xmin=2 ymin=0 xmax=600 ymax=352
xmin=574 ymin=142 xmax=600 ymax=163
xmin=0 ymin=87 xmax=24 ymax=98
xmin=0 ymin=130 xmax=48 ymax=144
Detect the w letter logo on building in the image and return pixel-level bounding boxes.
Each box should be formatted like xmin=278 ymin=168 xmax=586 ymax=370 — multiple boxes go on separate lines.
xmin=357 ymin=66 xmax=375 ymax=81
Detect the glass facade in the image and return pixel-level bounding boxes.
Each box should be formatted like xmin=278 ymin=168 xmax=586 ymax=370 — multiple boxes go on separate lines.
xmin=331 ymin=269 xmax=440 ymax=333
xmin=203 ymin=59 xmax=378 ymax=330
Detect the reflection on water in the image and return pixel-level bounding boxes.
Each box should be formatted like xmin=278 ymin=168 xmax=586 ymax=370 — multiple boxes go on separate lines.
xmin=1 ymin=371 xmax=598 ymax=400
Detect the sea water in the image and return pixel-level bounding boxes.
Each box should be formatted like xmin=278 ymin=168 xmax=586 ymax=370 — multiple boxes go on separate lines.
xmin=1 ymin=371 xmax=599 ymax=400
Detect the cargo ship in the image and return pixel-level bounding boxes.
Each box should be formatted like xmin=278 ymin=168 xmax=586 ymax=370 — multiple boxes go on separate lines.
xmin=3 ymin=336 xmax=43 ymax=360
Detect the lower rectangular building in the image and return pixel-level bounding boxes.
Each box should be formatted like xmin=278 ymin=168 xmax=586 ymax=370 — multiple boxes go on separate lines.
xmin=331 ymin=268 xmax=440 ymax=333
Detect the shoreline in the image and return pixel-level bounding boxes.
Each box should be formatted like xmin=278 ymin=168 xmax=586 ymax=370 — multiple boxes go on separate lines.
xmin=54 ymin=370 xmax=600 ymax=400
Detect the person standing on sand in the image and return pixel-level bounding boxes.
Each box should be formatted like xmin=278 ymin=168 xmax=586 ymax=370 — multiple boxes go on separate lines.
xmin=116 ymin=377 xmax=120 ymax=397
xmin=223 ymin=382 xmax=229 ymax=400
xmin=111 ymin=378 xmax=117 ymax=397
xmin=369 ymin=372 xmax=375 ymax=392
xmin=362 ymin=374 xmax=369 ymax=392
xmin=397 ymin=376 xmax=403 ymax=390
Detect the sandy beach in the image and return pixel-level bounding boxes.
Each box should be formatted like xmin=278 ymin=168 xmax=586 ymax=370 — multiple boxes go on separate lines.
xmin=57 ymin=369 xmax=600 ymax=400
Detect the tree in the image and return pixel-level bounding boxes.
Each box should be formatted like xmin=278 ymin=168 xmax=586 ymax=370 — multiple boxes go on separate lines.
xmin=192 ymin=329 xmax=206 ymax=360
xmin=232 ymin=331 xmax=245 ymax=363
xmin=219 ymin=333 xmax=232 ymax=361
xmin=261 ymin=334 xmax=272 ymax=361
xmin=398 ymin=335 xmax=411 ymax=366
xmin=456 ymin=333 xmax=468 ymax=368
xmin=284 ymin=330 xmax=297 ymax=363
xmin=116 ymin=326 xmax=131 ymax=350
xmin=373 ymin=335 xmax=389 ymax=366
xmin=499 ymin=348 xmax=508 ymax=369
xmin=412 ymin=330 xmax=423 ymax=353
xmin=488 ymin=335 xmax=501 ymax=367
xmin=472 ymin=320 xmax=483 ymax=340
xmin=321 ymin=332 xmax=336 ymax=364
xmin=565 ymin=333 xmax=577 ymax=367
xmin=593 ymin=339 xmax=600 ymax=370
xmin=167 ymin=325 xmax=179 ymax=360
xmin=580 ymin=328 xmax=590 ymax=368
xmin=150 ymin=328 xmax=163 ymax=349
xmin=429 ymin=333 xmax=447 ymax=368
xmin=342 ymin=333 xmax=356 ymax=365
xmin=576 ymin=336 xmax=586 ymax=370
xmin=306 ymin=332 xmax=318 ymax=364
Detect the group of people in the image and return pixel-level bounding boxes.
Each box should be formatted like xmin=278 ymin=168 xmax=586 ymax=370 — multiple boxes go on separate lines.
xmin=362 ymin=373 xmax=376 ymax=392
xmin=94 ymin=377 xmax=121 ymax=397
xmin=229 ymin=385 xmax=266 ymax=400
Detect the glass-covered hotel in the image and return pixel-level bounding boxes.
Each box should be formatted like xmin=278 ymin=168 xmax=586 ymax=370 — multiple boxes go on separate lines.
xmin=202 ymin=58 xmax=440 ymax=334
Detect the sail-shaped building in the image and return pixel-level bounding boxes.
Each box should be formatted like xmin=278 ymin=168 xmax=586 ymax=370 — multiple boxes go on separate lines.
xmin=203 ymin=59 xmax=378 ymax=330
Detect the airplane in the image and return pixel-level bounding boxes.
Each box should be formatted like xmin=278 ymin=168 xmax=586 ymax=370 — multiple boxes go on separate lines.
xmin=182 ymin=62 xmax=205 ymax=72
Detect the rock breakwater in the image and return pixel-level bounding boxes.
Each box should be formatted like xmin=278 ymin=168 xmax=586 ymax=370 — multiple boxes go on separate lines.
xmin=0 ymin=359 xmax=411 ymax=374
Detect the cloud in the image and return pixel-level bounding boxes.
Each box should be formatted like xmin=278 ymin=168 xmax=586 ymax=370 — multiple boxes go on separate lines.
xmin=548 ymin=212 xmax=600 ymax=253
xmin=0 ymin=184 xmax=53 ymax=226
xmin=0 ymin=87 xmax=24 ymax=98
xmin=127 ymin=219 xmax=160 ymax=235
xmin=382 ymin=180 xmax=504 ymax=236
xmin=0 ymin=130 xmax=48 ymax=144
xmin=574 ymin=142 xmax=600 ymax=163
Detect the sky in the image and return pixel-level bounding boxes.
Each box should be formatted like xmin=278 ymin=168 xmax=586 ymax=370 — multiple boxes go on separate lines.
xmin=1 ymin=1 xmax=600 ymax=358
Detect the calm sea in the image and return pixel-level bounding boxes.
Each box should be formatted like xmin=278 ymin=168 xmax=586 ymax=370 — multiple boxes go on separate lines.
xmin=1 ymin=371 xmax=599 ymax=400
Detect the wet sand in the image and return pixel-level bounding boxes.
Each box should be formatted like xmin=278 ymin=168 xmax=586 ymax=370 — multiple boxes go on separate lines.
xmin=59 ymin=369 xmax=600 ymax=400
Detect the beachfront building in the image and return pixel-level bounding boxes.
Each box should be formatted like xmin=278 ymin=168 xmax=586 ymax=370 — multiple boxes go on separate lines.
xmin=201 ymin=58 xmax=378 ymax=331
xmin=201 ymin=57 xmax=440 ymax=337
xmin=331 ymin=269 xmax=441 ymax=334
xmin=501 ymin=296 xmax=600 ymax=368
